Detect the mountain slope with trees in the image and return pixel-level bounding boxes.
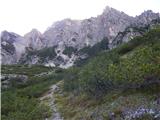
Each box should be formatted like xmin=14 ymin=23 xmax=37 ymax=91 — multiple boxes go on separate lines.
xmin=56 ymin=27 xmax=160 ymax=120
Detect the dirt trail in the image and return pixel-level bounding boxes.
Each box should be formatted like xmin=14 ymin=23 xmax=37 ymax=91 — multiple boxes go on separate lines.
xmin=40 ymin=82 xmax=63 ymax=120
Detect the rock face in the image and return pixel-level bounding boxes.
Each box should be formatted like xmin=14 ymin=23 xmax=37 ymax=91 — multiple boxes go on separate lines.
xmin=1 ymin=29 xmax=45 ymax=64
xmin=43 ymin=7 xmax=135 ymax=49
xmin=1 ymin=74 xmax=28 ymax=89
xmin=135 ymin=10 xmax=160 ymax=26
xmin=1 ymin=31 xmax=26 ymax=64
xmin=24 ymin=29 xmax=45 ymax=50
xmin=1 ymin=6 xmax=160 ymax=67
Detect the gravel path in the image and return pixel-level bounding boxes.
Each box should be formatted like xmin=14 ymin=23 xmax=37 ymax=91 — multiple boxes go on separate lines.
xmin=40 ymin=82 xmax=63 ymax=120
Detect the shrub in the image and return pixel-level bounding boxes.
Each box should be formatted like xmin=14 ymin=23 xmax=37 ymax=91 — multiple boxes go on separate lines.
xmin=63 ymin=46 xmax=77 ymax=57
xmin=79 ymin=37 xmax=109 ymax=57
xmin=1 ymin=65 xmax=61 ymax=120
xmin=63 ymin=67 xmax=80 ymax=92
xmin=1 ymin=91 xmax=51 ymax=120
xmin=64 ymin=28 xmax=160 ymax=97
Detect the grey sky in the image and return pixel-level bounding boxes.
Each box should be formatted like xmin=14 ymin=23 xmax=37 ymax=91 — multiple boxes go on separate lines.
xmin=0 ymin=0 xmax=160 ymax=35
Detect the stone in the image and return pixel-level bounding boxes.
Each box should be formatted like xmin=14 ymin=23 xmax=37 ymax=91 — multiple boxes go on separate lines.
xmin=1 ymin=6 xmax=160 ymax=68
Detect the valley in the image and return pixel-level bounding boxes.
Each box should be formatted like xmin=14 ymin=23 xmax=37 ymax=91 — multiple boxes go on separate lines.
xmin=1 ymin=6 xmax=160 ymax=120
xmin=1 ymin=27 xmax=160 ymax=120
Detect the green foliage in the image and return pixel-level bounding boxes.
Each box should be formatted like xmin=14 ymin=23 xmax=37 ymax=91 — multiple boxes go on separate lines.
xmin=6 ymin=77 xmax=27 ymax=89
xmin=1 ymin=91 xmax=51 ymax=120
xmin=36 ymin=46 xmax=57 ymax=59
xmin=55 ymin=83 xmax=159 ymax=120
xmin=18 ymin=74 xmax=61 ymax=98
xmin=64 ymin=28 xmax=160 ymax=97
xmin=78 ymin=51 xmax=120 ymax=96
xmin=24 ymin=46 xmax=57 ymax=63
xmin=116 ymin=27 xmax=160 ymax=55
xmin=74 ymin=57 xmax=89 ymax=67
xmin=63 ymin=46 xmax=77 ymax=57
xmin=1 ymin=64 xmax=51 ymax=76
xmin=63 ymin=67 xmax=80 ymax=92
xmin=2 ymin=26 xmax=160 ymax=120
xmin=1 ymin=65 xmax=63 ymax=120
xmin=75 ymin=37 xmax=109 ymax=66
xmin=79 ymin=37 xmax=109 ymax=56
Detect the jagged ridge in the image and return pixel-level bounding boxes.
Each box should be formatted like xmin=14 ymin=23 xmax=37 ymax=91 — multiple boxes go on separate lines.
xmin=1 ymin=6 xmax=160 ymax=68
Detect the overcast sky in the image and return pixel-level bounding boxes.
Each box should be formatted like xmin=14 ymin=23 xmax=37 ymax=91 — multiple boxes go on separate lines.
xmin=0 ymin=0 xmax=160 ymax=35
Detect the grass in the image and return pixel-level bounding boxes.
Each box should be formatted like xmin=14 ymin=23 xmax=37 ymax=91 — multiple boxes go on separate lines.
xmin=1 ymin=64 xmax=52 ymax=76
xmin=2 ymin=27 xmax=160 ymax=120
xmin=56 ymin=27 xmax=160 ymax=120
xmin=54 ymin=83 xmax=160 ymax=120
xmin=1 ymin=65 xmax=63 ymax=120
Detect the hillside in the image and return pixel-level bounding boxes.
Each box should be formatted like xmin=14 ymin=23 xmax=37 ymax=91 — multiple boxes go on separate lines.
xmin=1 ymin=5 xmax=160 ymax=120
xmin=1 ymin=65 xmax=64 ymax=120
xmin=1 ymin=27 xmax=160 ymax=120
xmin=55 ymin=27 xmax=160 ymax=120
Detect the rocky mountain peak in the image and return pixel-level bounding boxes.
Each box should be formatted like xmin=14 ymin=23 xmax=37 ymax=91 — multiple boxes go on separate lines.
xmin=24 ymin=29 xmax=42 ymax=38
xmin=1 ymin=6 xmax=160 ymax=67
xmin=1 ymin=31 xmax=27 ymax=64
xmin=102 ymin=6 xmax=130 ymax=18
xmin=24 ymin=29 xmax=44 ymax=50
xmin=28 ymin=28 xmax=41 ymax=35
xmin=140 ymin=10 xmax=155 ymax=16
xmin=135 ymin=10 xmax=160 ymax=26
xmin=103 ymin=6 xmax=120 ymax=15
xmin=103 ymin=6 xmax=112 ymax=14
xmin=1 ymin=31 xmax=20 ymax=43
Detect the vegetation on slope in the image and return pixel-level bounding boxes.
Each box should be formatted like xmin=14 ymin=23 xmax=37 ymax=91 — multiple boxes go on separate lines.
xmin=64 ymin=28 xmax=160 ymax=97
xmin=20 ymin=46 xmax=57 ymax=63
xmin=57 ymin=27 xmax=160 ymax=119
xmin=55 ymin=85 xmax=160 ymax=120
xmin=63 ymin=46 xmax=77 ymax=58
xmin=2 ymin=27 xmax=160 ymax=120
xmin=75 ymin=37 xmax=109 ymax=66
xmin=1 ymin=65 xmax=64 ymax=120
xmin=2 ymin=64 xmax=50 ymax=75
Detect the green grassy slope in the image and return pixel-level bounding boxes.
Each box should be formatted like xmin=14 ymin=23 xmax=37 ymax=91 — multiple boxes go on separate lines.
xmin=1 ymin=27 xmax=160 ymax=120
xmin=57 ymin=27 xmax=160 ymax=119
xmin=64 ymin=28 xmax=160 ymax=96
xmin=1 ymin=65 xmax=64 ymax=120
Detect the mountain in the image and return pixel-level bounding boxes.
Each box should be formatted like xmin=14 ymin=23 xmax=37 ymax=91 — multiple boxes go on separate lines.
xmin=43 ymin=7 xmax=134 ymax=49
xmin=2 ymin=27 xmax=160 ymax=120
xmin=1 ymin=31 xmax=26 ymax=64
xmin=1 ymin=6 xmax=160 ymax=120
xmin=1 ymin=6 xmax=160 ymax=67
xmin=58 ymin=25 xmax=160 ymax=120
xmin=24 ymin=29 xmax=45 ymax=50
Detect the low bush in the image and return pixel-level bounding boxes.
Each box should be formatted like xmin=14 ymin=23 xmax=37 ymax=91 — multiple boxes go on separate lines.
xmin=63 ymin=46 xmax=77 ymax=57
xmin=1 ymin=65 xmax=62 ymax=120
xmin=64 ymin=28 xmax=160 ymax=97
